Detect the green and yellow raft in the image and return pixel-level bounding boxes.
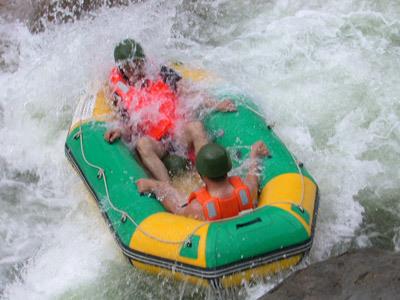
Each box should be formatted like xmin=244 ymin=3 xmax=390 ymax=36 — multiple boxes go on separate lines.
xmin=65 ymin=66 xmax=319 ymax=288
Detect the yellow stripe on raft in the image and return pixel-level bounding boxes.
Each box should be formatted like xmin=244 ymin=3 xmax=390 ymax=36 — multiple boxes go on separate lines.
xmin=258 ymin=173 xmax=317 ymax=235
xmin=131 ymin=255 xmax=302 ymax=288
xmin=220 ymin=254 xmax=302 ymax=288
xmin=93 ymin=90 xmax=113 ymax=117
xmin=129 ymin=212 xmax=209 ymax=267
xmin=69 ymin=90 xmax=114 ymax=132
xmin=170 ymin=63 xmax=214 ymax=82
xmin=131 ymin=260 xmax=210 ymax=287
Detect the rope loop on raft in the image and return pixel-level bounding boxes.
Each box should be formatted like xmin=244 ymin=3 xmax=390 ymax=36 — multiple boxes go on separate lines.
xmin=236 ymin=100 xmax=306 ymax=212
xmin=73 ymin=130 xmax=81 ymax=140
xmin=75 ymin=96 xmax=210 ymax=245
xmin=97 ymin=169 xmax=104 ymax=179
xmin=121 ymin=213 xmax=127 ymax=223
xmin=73 ymin=94 xmax=308 ymax=245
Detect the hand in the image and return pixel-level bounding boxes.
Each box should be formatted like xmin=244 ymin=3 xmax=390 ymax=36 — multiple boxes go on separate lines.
xmin=216 ymin=99 xmax=237 ymax=112
xmin=104 ymin=128 xmax=122 ymax=143
xmin=136 ymin=178 xmax=158 ymax=193
xmin=250 ymin=141 xmax=269 ymax=159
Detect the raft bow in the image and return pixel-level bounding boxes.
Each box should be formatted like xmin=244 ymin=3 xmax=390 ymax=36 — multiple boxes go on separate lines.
xmin=65 ymin=66 xmax=319 ymax=288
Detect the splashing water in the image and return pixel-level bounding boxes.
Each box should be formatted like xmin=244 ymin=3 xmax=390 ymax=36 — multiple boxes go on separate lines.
xmin=1 ymin=0 xmax=400 ymax=299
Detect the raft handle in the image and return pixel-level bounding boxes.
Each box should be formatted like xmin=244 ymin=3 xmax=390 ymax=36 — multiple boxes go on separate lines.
xmin=73 ymin=131 xmax=81 ymax=140
xmin=97 ymin=169 xmax=104 ymax=179
xmin=236 ymin=217 xmax=262 ymax=229
xmin=121 ymin=213 xmax=127 ymax=223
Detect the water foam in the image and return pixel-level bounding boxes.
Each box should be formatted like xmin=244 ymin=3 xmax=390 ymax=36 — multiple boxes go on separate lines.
xmin=1 ymin=0 xmax=399 ymax=299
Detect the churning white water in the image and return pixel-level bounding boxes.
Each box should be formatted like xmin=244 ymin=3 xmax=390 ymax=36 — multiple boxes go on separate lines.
xmin=1 ymin=0 xmax=400 ymax=299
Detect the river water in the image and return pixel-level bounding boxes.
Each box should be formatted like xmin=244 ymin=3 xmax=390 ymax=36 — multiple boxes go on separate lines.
xmin=1 ymin=0 xmax=400 ymax=299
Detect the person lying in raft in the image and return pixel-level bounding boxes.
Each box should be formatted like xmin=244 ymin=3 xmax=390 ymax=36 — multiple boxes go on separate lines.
xmin=104 ymin=39 xmax=236 ymax=182
xmin=136 ymin=141 xmax=269 ymax=221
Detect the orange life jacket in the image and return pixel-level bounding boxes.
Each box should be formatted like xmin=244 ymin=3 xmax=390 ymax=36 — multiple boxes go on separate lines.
xmin=188 ymin=176 xmax=254 ymax=221
xmin=109 ymin=67 xmax=178 ymax=140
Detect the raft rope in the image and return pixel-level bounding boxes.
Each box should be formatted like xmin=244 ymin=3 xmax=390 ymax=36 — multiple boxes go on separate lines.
xmin=237 ymin=101 xmax=306 ymax=212
xmin=75 ymin=124 xmax=275 ymax=244
xmin=72 ymin=95 xmax=307 ymax=247
xmin=73 ymin=97 xmax=210 ymax=245
xmin=72 ymin=97 xmax=243 ymax=246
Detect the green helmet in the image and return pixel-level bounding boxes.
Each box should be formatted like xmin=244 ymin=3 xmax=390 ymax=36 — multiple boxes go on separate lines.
xmin=196 ymin=143 xmax=232 ymax=179
xmin=162 ymin=154 xmax=189 ymax=177
xmin=114 ymin=39 xmax=145 ymax=62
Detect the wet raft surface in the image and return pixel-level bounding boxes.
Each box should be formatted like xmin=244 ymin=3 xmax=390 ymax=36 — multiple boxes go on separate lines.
xmin=65 ymin=93 xmax=318 ymax=284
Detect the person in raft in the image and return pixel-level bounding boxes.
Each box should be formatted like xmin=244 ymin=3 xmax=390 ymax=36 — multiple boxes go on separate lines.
xmin=104 ymin=38 xmax=236 ymax=182
xmin=136 ymin=141 xmax=269 ymax=221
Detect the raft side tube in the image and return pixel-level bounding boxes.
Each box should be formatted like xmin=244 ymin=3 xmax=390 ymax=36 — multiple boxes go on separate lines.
xmin=65 ymin=86 xmax=319 ymax=286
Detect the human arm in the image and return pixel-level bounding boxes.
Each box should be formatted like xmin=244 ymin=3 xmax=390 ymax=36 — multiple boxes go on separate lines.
xmin=104 ymin=80 xmax=134 ymax=143
xmin=202 ymin=97 xmax=237 ymax=112
xmin=173 ymin=76 xmax=236 ymax=117
xmin=104 ymin=124 xmax=134 ymax=143
xmin=245 ymin=141 xmax=269 ymax=201
xmin=136 ymin=178 xmax=205 ymax=220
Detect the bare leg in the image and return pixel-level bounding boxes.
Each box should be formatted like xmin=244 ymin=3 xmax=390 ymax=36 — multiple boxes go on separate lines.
xmin=136 ymin=136 xmax=170 ymax=182
xmin=181 ymin=121 xmax=209 ymax=154
xmin=136 ymin=178 xmax=185 ymax=212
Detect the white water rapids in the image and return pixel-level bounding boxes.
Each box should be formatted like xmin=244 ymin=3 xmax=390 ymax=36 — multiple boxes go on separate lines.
xmin=1 ymin=0 xmax=400 ymax=299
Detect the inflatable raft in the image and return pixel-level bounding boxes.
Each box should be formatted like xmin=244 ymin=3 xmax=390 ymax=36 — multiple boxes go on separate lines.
xmin=65 ymin=66 xmax=319 ymax=288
